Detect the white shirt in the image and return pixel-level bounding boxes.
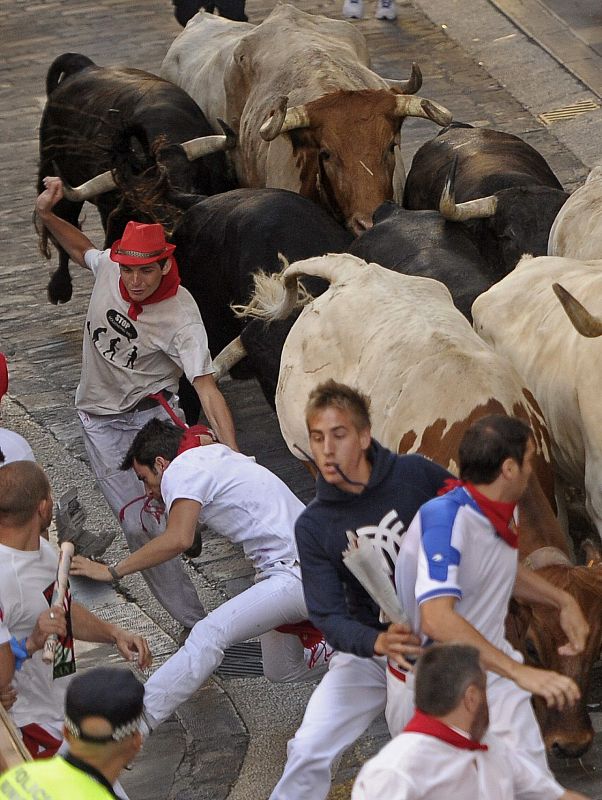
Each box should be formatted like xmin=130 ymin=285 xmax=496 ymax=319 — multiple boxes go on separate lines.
xmin=76 ymin=249 xmax=214 ymax=414
xmin=0 ymin=539 xmax=69 ymax=728
xmin=0 ymin=428 xmax=35 ymax=465
xmin=352 ymin=730 xmax=564 ymax=800
xmin=396 ymin=487 xmax=520 ymax=662
xmin=161 ymin=445 xmax=304 ymax=571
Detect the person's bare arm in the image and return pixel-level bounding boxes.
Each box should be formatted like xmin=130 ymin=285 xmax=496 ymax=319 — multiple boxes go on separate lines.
xmin=71 ymin=602 xmax=152 ymax=668
xmin=193 ymin=374 xmax=239 ymax=451
xmin=513 ymin=564 xmax=589 ymax=655
xmin=0 ymin=643 xmax=14 ymax=689
xmin=420 ymin=595 xmax=580 ymax=709
xmin=71 ymin=498 xmax=201 ymax=580
xmin=35 ymin=177 xmax=95 ymax=269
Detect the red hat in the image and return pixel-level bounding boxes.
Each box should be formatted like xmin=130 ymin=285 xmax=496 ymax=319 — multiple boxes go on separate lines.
xmin=110 ymin=221 xmax=176 ymax=266
xmin=0 ymin=353 xmax=8 ymax=401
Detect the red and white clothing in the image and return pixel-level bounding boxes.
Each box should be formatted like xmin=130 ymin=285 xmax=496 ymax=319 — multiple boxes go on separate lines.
xmin=77 ymin=249 xmax=213 ymax=415
xmin=75 ymin=249 xmax=214 ymax=627
xmin=143 ymin=446 xmax=329 ymax=730
xmin=0 ymin=538 xmax=67 ymax=755
xmin=352 ymin=711 xmax=564 ymax=800
xmin=387 ymin=486 xmax=552 ymax=776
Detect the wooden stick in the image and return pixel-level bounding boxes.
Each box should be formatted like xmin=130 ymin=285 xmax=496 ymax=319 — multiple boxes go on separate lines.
xmin=42 ymin=542 xmax=74 ymax=665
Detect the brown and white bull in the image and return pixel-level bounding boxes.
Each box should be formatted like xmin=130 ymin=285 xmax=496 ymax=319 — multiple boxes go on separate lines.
xmin=232 ymin=252 xmax=600 ymax=756
xmin=160 ymin=3 xmax=452 ymax=235
xmin=548 ymin=166 xmax=602 ymax=259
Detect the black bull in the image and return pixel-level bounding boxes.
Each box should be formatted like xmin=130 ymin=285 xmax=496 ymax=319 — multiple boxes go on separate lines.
xmin=403 ymin=123 xmax=569 ymax=274
xmin=37 ymin=52 xmax=236 ymax=304
xmin=172 ymin=188 xmax=352 ymax=420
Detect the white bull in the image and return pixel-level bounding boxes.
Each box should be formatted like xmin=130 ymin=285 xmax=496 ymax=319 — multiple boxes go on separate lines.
xmin=548 ymin=166 xmax=602 ymax=259
xmin=160 ymin=3 xmax=452 ymax=235
xmin=236 ymin=253 xmax=551 ymax=482
xmin=473 ymin=254 xmax=602 ymax=539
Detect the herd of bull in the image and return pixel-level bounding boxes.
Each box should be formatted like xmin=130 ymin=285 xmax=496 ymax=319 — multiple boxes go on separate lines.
xmin=36 ymin=2 xmax=602 ymax=761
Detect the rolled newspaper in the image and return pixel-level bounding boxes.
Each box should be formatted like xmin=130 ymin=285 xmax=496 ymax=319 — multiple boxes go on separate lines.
xmin=42 ymin=541 xmax=74 ymax=664
xmin=342 ymin=532 xmax=409 ymax=625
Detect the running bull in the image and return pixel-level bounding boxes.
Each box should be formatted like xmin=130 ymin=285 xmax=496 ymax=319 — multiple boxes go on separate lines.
xmin=37 ymin=52 xmax=236 ymax=304
xmin=161 ymin=3 xmax=452 ymax=236
xmin=227 ymin=252 xmax=599 ymax=756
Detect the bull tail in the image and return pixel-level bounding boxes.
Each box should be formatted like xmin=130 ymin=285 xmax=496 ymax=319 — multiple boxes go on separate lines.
xmin=46 ymin=53 xmax=95 ymax=96
xmin=233 ymin=253 xmax=364 ymax=322
xmin=232 ymin=255 xmax=313 ymax=321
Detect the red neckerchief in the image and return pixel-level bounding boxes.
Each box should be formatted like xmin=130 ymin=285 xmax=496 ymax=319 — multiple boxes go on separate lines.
xmin=438 ymin=478 xmax=518 ymax=549
xmin=176 ymin=426 xmax=217 ymax=455
xmin=145 ymin=391 xmax=216 ymax=452
xmin=118 ymin=256 xmax=181 ymax=321
xmin=404 ymin=710 xmax=488 ymax=751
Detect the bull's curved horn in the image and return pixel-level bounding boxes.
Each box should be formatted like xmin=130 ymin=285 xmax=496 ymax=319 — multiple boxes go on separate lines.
xmin=212 ymin=336 xmax=248 ymax=381
xmin=553 ymin=282 xmax=602 ymax=338
xmin=60 ymin=170 xmax=117 ymax=202
xmin=259 ymin=96 xmax=310 ymax=141
xmin=181 ymin=119 xmax=237 ymax=160
xmin=394 ymin=95 xmax=452 ymax=127
xmin=385 ymin=62 xmax=422 ymax=95
xmin=439 ymin=156 xmax=498 ymax=221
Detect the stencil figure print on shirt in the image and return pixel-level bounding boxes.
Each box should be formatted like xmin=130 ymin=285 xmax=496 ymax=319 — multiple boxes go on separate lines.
xmin=88 ymin=308 xmax=140 ymax=369
xmin=348 ymin=509 xmax=405 ymax=578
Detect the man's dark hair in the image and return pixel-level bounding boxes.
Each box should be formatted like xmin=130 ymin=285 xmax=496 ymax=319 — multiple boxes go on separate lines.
xmin=121 ymin=418 xmax=184 ymax=470
xmin=0 ymin=461 xmax=51 ymax=526
xmin=305 ymin=379 xmax=371 ymax=432
xmin=459 ymin=414 xmax=533 ymax=485
xmin=414 ymin=644 xmax=484 ymax=716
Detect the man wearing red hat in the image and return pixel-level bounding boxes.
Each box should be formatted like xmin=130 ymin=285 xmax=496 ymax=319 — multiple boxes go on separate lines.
xmin=0 ymin=352 xmax=35 ymax=465
xmin=35 ymin=177 xmax=238 ymax=630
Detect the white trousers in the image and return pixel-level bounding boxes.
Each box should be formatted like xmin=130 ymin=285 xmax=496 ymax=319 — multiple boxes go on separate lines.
xmin=144 ymin=562 xmax=327 ymax=728
xmin=386 ymin=667 xmax=553 ymax=776
xmin=269 ymin=652 xmax=388 ymax=800
xmin=78 ymin=403 xmax=205 ymax=628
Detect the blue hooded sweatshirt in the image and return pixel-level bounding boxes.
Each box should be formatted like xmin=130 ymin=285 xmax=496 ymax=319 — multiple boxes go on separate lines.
xmin=295 ymin=440 xmax=451 ymax=657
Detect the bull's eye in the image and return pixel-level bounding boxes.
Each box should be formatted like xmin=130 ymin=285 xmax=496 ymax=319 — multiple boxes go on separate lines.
xmin=525 ymin=637 xmax=541 ymax=665
xmin=319 ymin=150 xmax=331 ymax=162
xmin=388 ymin=141 xmax=396 ymax=154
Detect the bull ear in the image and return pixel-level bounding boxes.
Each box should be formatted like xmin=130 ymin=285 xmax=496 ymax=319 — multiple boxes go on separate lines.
xmin=505 ymin=598 xmax=533 ymax=650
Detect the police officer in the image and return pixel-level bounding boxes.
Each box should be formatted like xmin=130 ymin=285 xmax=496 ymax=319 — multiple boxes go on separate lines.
xmin=0 ymin=667 xmax=144 ymax=800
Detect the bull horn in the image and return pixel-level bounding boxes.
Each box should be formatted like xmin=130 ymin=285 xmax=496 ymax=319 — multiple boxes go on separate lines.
xmin=439 ymin=156 xmax=498 ymax=221
xmin=553 ymin=283 xmax=602 ymax=338
xmin=385 ymin=62 xmax=422 ymax=95
xmin=181 ymin=119 xmax=237 ymax=161
xmin=394 ymin=95 xmax=453 ymax=127
xmin=60 ymin=170 xmax=117 ymax=202
xmin=213 ymin=336 xmax=247 ymax=381
xmin=260 ymin=96 xmax=310 ymax=141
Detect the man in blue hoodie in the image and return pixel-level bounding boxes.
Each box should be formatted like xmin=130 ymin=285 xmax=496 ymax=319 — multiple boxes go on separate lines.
xmin=269 ymin=380 xmax=452 ymax=800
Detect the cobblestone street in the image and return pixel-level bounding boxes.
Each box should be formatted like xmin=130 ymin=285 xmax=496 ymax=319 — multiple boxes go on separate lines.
xmin=1 ymin=0 xmax=602 ymax=796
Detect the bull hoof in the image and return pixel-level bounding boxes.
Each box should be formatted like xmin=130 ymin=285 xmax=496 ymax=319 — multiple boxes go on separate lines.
xmin=47 ymin=274 xmax=73 ymax=304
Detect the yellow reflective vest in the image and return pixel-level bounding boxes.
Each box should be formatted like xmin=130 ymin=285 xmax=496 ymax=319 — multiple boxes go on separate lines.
xmin=0 ymin=756 xmax=115 ymax=799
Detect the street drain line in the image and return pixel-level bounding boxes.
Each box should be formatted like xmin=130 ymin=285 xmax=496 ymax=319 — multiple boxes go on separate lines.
xmin=217 ymin=641 xmax=264 ymax=678
xmin=539 ymin=100 xmax=599 ymax=125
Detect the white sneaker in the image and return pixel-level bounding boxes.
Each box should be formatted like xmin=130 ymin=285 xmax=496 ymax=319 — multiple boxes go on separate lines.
xmin=375 ymin=0 xmax=397 ymax=20
xmin=342 ymin=0 xmax=364 ymax=18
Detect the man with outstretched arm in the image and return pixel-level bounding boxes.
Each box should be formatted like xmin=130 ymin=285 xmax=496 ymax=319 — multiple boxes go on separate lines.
xmin=0 ymin=461 xmax=151 ymax=760
xmin=71 ymin=417 xmax=333 ymax=730
xmin=35 ymin=177 xmax=238 ymax=634
xmin=269 ymin=380 xmax=454 ymax=800
xmin=353 ymin=644 xmax=588 ymax=800
xmin=388 ymin=414 xmax=588 ymax=778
